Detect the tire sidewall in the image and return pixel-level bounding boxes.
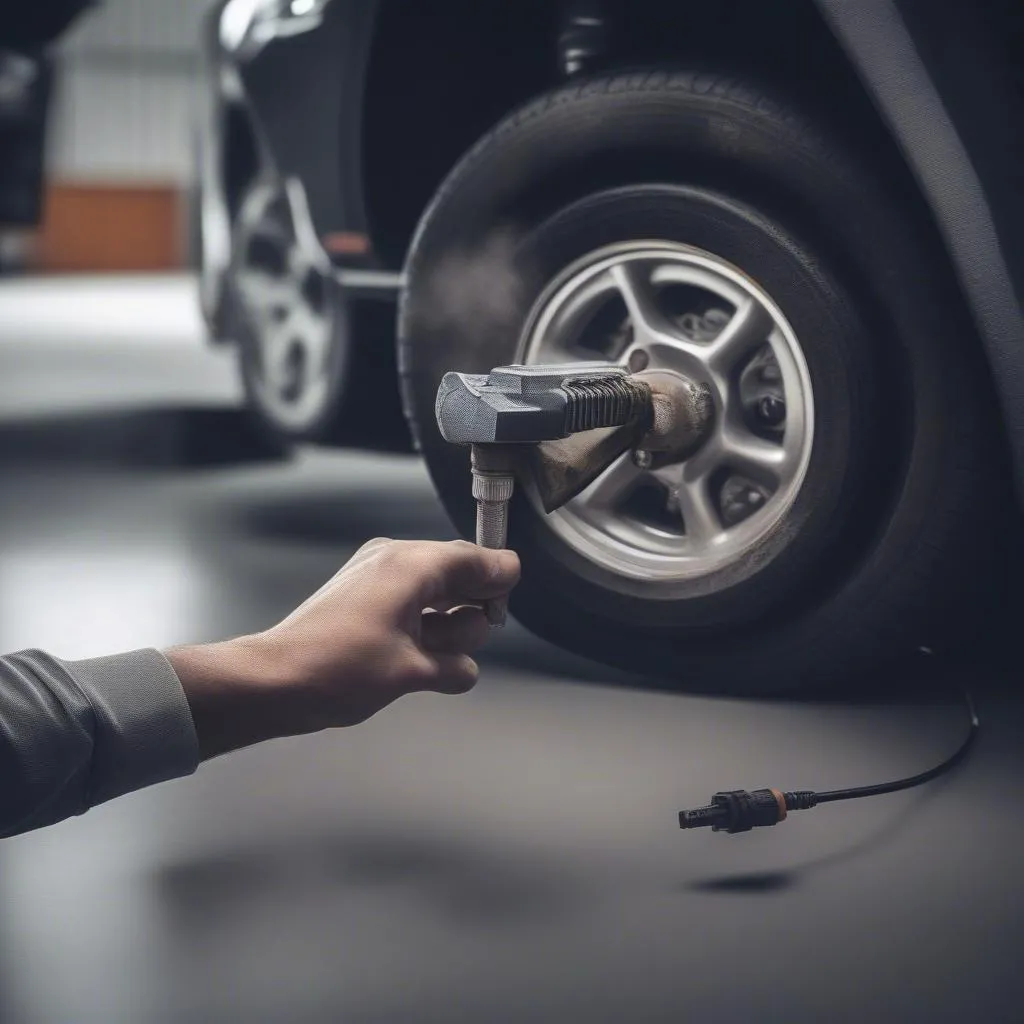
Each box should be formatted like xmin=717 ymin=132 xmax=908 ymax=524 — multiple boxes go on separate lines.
xmin=398 ymin=71 xmax=1001 ymax=687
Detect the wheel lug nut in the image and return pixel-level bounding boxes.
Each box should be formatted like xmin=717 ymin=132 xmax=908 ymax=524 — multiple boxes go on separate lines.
xmin=720 ymin=478 xmax=767 ymax=526
xmin=756 ymin=394 xmax=786 ymax=426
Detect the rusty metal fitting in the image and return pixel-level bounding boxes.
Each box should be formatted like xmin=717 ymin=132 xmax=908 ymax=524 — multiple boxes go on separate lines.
xmin=633 ymin=369 xmax=715 ymax=460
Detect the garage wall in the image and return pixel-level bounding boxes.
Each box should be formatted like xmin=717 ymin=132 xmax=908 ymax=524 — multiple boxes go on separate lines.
xmin=35 ymin=0 xmax=210 ymax=272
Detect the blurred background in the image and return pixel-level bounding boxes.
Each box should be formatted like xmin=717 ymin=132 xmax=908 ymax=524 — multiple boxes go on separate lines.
xmin=1 ymin=3 xmax=1024 ymax=1023
xmin=1 ymin=0 xmax=237 ymax=426
xmin=3 ymin=0 xmax=204 ymax=275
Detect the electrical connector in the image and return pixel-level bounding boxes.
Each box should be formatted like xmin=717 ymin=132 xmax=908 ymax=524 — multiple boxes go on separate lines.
xmin=678 ymin=691 xmax=978 ymax=837
xmin=679 ymin=789 xmax=818 ymax=834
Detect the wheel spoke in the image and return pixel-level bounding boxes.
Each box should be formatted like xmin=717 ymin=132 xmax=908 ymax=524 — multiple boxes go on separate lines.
xmin=610 ymin=261 xmax=674 ymax=341
xmin=612 ymin=262 xmax=741 ymax=375
xmin=530 ymin=311 xmax=586 ymax=363
xmin=260 ymin=322 xmax=296 ymax=393
xmin=681 ymin=434 xmax=725 ymax=485
xmin=576 ymin=451 xmax=644 ymax=510
xmin=236 ymin=270 xmax=295 ymax=313
xmin=650 ymin=463 xmax=683 ymax=489
xmin=676 ymin=476 xmax=721 ymax=547
xmin=720 ymin=429 xmax=788 ymax=485
xmin=287 ymin=248 xmax=311 ymax=277
xmin=706 ymin=298 xmax=774 ymax=371
xmin=290 ymin=306 xmax=328 ymax=370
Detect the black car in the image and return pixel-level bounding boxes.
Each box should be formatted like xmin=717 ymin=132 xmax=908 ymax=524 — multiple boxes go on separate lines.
xmin=1 ymin=2 xmax=96 ymax=266
xmin=196 ymin=0 xmax=1024 ymax=691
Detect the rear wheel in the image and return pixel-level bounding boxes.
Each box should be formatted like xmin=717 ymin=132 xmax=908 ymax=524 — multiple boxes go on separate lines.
xmin=398 ymin=70 xmax=1007 ymax=693
xmin=227 ymin=177 xmax=351 ymax=444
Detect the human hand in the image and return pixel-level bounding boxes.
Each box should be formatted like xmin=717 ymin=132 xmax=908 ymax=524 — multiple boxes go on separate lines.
xmin=166 ymin=538 xmax=521 ymax=759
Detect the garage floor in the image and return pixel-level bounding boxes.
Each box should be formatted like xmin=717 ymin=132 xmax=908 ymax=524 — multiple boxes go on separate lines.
xmin=0 ymin=275 xmax=1022 ymax=1024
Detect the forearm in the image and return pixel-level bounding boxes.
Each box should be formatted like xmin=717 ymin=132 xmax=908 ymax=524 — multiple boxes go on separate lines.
xmin=0 ymin=648 xmax=199 ymax=838
xmin=165 ymin=635 xmax=316 ymax=761
xmin=0 ymin=539 xmax=517 ymax=838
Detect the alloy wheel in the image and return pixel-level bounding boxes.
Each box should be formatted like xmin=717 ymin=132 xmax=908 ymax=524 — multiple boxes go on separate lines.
xmin=518 ymin=241 xmax=815 ymax=591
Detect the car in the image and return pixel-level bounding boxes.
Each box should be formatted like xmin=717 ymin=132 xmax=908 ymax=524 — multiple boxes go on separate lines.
xmin=0 ymin=2 xmax=98 ymax=271
xmin=196 ymin=0 xmax=1024 ymax=692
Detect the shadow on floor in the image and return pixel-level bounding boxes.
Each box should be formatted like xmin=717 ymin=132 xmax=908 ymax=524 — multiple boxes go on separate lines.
xmin=0 ymin=406 xmax=289 ymax=469
xmin=234 ymin=488 xmax=456 ymax=545
xmin=154 ymin=824 xmax=592 ymax=933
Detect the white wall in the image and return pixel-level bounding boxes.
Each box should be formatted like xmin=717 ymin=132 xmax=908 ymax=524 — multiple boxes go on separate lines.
xmin=47 ymin=0 xmax=212 ymax=185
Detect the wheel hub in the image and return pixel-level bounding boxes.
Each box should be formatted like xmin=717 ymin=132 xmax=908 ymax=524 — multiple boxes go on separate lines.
xmin=517 ymin=241 xmax=815 ymax=592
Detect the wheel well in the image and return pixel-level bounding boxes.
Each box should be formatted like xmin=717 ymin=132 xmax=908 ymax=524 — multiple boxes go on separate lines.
xmin=361 ymin=0 xmax=911 ymax=270
xmin=362 ymin=0 xmax=561 ymax=269
xmin=223 ymin=100 xmax=261 ymax=225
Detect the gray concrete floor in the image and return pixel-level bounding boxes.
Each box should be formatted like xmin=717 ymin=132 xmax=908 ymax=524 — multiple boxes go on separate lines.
xmin=0 ymin=275 xmax=1022 ymax=1024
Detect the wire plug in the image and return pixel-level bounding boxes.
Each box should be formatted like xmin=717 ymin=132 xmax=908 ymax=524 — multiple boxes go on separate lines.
xmin=678 ymin=692 xmax=978 ymax=837
xmin=679 ymin=789 xmax=818 ymax=834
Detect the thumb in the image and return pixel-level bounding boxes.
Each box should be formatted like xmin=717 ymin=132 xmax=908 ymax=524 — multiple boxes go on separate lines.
xmin=415 ymin=540 xmax=521 ymax=607
xmin=414 ymin=651 xmax=480 ymax=695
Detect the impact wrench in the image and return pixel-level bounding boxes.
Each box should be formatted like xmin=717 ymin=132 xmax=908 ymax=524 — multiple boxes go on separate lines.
xmin=435 ymin=361 xmax=713 ymax=626
xmin=434 ymin=360 xmax=979 ymax=835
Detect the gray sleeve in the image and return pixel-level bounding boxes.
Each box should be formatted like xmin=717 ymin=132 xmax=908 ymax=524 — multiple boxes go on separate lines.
xmin=0 ymin=648 xmax=200 ymax=838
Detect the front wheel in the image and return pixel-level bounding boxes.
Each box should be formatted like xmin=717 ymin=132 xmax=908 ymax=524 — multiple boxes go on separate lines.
xmin=398 ymin=71 xmax=1007 ymax=693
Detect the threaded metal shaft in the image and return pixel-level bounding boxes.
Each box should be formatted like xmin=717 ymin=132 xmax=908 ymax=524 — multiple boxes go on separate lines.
xmin=470 ymin=465 xmax=515 ymax=627
xmin=476 ymin=498 xmax=509 ymax=550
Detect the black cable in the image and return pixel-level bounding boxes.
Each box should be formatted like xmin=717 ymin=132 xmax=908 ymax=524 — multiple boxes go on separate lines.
xmin=813 ymin=689 xmax=978 ymax=804
xmin=679 ymin=689 xmax=979 ymax=834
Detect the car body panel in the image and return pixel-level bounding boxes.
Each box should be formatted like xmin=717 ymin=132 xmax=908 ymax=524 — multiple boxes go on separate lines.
xmin=815 ymin=0 xmax=1024 ymax=500
xmin=198 ymin=0 xmax=382 ymax=337
xmin=235 ymin=0 xmax=377 ymax=261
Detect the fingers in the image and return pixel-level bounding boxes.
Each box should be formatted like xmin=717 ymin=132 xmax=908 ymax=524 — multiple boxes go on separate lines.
xmin=413 ymin=540 xmax=521 ymax=607
xmin=421 ymin=606 xmax=490 ymax=654
xmin=418 ymin=652 xmax=480 ymax=695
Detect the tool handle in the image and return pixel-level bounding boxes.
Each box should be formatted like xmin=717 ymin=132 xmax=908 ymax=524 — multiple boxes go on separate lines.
xmin=483 ymin=595 xmax=508 ymax=628
xmin=476 ymin=497 xmax=509 ymax=627
xmin=471 ymin=455 xmax=513 ymax=628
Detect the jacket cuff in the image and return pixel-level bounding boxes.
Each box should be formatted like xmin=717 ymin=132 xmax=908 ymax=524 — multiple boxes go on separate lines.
xmin=59 ymin=647 xmax=200 ymax=805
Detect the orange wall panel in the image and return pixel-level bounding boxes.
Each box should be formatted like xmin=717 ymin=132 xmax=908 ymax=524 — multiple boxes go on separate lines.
xmin=35 ymin=184 xmax=184 ymax=273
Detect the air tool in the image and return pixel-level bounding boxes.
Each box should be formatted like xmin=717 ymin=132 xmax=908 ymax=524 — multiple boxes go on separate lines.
xmin=434 ymin=361 xmax=714 ymax=626
xmin=434 ymin=360 xmax=979 ymax=835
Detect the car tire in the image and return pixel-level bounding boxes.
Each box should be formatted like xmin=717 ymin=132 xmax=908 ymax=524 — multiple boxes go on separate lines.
xmin=226 ymin=176 xmax=352 ymax=445
xmin=397 ymin=69 xmax=1008 ymax=694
